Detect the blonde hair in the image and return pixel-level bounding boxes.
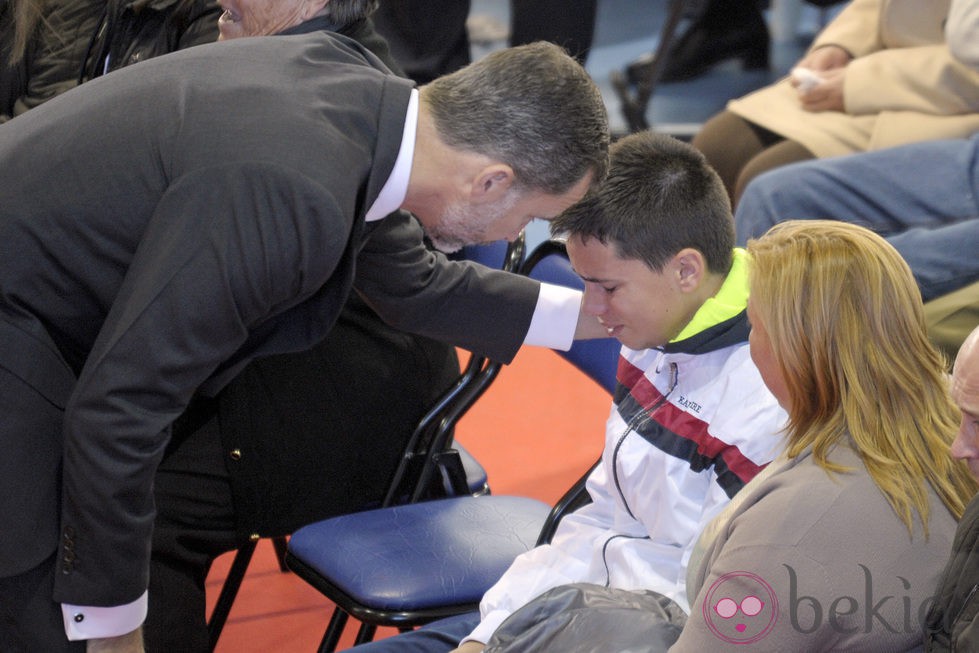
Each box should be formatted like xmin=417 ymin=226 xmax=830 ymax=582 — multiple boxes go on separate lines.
xmin=747 ymin=220 xmax=977 ymax=533
xmin=8 ymin=0 xmax=45 ymax=67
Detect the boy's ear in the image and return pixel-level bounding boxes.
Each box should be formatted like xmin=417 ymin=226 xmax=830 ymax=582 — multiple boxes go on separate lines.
xmin=673 ymin=248 xmax=706 ymax=291
xmin=470 ymin=164 xmax=515 ymax=203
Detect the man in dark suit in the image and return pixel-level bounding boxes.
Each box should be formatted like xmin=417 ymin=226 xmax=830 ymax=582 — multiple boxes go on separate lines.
xmin=0 ymin=34 xmax=609 ymax=652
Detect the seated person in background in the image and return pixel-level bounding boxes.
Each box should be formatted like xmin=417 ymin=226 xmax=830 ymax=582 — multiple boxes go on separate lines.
xmin=623 ymin=0 xmax=770 ymax=85
xmin=353 ymin=130 xmax=787 ymax=653
xmin=691 ymin=0 xmax=979 ymax=206
xmin=372 ymin=0 xmax=597 ymax=85
xmin=733 ymin=133 xmax=979 ymax=358
xmin=77 ymin=0 xmax=221 ymax=80
xmin=925 ymin=324 xmax=979 ymax=650
xmin=671 ymin=220 xmax=977 ymax=651
xmin=371 ymin=0 xmax=471 ymax=83
xmin=0 ymin=0 xmax=103 ymax=122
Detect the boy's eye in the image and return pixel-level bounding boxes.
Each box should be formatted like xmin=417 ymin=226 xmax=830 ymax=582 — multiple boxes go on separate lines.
xmin=603 ymin=286 xmax=616 ymax=294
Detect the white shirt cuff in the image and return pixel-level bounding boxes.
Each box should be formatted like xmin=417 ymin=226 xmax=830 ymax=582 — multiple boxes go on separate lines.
xmin=62 ymin=591 xmax=147 ymax=641
xmin=523 ymin=283 xmax=582 ymax=351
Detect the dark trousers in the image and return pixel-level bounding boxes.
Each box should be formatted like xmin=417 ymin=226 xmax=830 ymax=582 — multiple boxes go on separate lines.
xmin=144 ymin=410 xmax=238 ymax=653
xmin=372 ymin=1 xmax=473 ymax=83
xmin=0 ymin=554 xmax=86 ymax=653
xmin=509 ymin=0 xmax=598 ymax=63
xmin=373 ymin=0 xmax=599 ymax=84
xmin=351 ymin=612 xmax=481 ymax=652
xmin=691 ymin=110 xmax=814 ymax=206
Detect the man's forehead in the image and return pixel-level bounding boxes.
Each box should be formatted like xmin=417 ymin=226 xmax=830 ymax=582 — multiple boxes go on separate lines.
xmin=951 ymin=352 xmax=979 ymax=411
xmin=568 ymin=236 xmax=649 ymax=279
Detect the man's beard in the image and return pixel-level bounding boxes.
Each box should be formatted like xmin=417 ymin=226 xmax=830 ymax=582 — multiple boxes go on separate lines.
xmin=424 ymin=192 xmax=520 ymax=253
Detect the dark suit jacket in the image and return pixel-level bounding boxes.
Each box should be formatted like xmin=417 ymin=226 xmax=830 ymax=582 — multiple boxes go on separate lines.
xmin=208 ymin=16 xmax=456 ymax=543
xmin=85 ymin=4 xmax=455 ymax=546
xmin=0 ymin=31 xmax=541 ymax=607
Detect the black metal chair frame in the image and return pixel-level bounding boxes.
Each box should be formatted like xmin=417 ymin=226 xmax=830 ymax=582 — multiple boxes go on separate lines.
xmin=285 ymin=354 xmax=514 ymax=650
xmin=207 ymin=535 xmax=289 ymax=650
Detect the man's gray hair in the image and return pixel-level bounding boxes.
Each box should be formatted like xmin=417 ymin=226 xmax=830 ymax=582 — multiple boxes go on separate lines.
xmin=422 ymin=41 xmax=610 ymax=195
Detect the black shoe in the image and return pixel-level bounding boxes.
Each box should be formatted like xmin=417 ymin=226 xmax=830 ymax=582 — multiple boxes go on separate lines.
xmin=630 ymin=8 xmax=770 ymax=83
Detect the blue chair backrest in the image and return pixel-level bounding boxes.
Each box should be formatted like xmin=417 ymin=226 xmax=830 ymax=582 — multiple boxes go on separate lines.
xmin=521 ymin=240 xmax=620 ymax=395
xmin=457 ymin=241 xmax=509 ymax=268
xmin=454 ymin=238 xmax=526 ymax=271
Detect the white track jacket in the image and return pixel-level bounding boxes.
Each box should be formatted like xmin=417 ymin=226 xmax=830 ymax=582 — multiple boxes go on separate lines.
xmin=467 ymin=256 xmax=787 ymax=645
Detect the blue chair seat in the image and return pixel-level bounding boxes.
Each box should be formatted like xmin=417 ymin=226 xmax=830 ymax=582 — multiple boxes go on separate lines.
xmin=287 ymin=495 xmax=550 ymax=615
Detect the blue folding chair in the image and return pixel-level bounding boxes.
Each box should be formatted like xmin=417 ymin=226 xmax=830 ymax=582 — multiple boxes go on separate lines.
xmin=284 ymin=239 xmax=620 ymax=651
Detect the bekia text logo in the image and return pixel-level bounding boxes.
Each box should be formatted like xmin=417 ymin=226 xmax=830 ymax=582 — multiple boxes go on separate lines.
xmin=703 ymin=571 xmax=779 ymax=644
xmin=702 ymin=565 xmax=932 ymax=644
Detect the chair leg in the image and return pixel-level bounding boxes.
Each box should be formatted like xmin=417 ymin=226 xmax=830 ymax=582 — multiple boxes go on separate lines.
xmin=271 ymin=535 xmax=289 ymax=572
xmin=318 ymin=608 xmax=349 ymax=653
xmin=208 ymin=542 xmax=257 ymax=651
xmin=354 ymin=621 xmax=378 ymax=645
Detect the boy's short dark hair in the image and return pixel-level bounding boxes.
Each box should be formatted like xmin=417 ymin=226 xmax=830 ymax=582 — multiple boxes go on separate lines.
xmin=551 ymin=131 xmax=734 ymax=274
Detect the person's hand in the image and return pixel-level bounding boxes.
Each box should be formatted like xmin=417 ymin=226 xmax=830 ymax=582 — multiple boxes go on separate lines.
xmin=795 ymin=44 xmax=851 ymax=72
xmin=86 ymin=628 xmax=144 ymax=653
xmin=450 ymin=641 xmax=485 ymax=653
xmin=796 ymin=67 xmax=846 ymax=112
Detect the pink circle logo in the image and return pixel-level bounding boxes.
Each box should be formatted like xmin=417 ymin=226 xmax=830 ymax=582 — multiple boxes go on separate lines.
xmin=702 ymin=571 xmax=778 ymax=644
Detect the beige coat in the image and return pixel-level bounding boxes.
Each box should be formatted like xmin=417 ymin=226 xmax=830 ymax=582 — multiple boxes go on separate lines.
xmin=728 ymin=0 xmax=979 ymax=158
xmin=672 ymin=444 xmax=959 ymax=652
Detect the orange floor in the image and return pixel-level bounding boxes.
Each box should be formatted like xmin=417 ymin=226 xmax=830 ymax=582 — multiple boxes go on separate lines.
xmin=208 ymin=344 xmax=612 ymax=652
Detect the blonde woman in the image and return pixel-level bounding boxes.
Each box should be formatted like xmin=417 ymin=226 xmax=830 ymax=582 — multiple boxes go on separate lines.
xmin=671 ymin=221 xmax=977 ymax=651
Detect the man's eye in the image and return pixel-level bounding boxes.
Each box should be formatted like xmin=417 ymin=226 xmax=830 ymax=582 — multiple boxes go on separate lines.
xmin=603 ymin=286 xmax=617 ymax=294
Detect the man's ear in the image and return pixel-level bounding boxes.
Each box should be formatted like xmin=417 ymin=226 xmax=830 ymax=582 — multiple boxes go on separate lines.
xmin=470 ymin=164 xmax=515 ymax=203
xmin=673 ymin=248 xmax=706 ymax=292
